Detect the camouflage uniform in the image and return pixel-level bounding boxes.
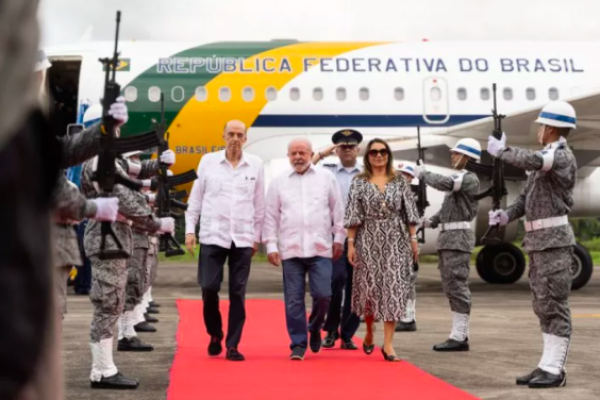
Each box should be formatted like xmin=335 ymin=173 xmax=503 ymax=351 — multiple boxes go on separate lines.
xmin=499 ymin=138 xmax=576 ymax=374
xmin=422 ymin=170 xmax=479 ymax=341
xmin=81 ymin=158 xmax=162 ymax=381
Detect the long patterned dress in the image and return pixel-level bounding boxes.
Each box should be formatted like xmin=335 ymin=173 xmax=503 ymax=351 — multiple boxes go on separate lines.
xmin=344 ymin=174 xmax=419 ymax=321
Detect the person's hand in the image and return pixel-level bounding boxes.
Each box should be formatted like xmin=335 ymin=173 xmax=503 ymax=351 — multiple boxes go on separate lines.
xmin=91 ymin=198 xmax=119 ymax=222
xmin=487 ymin=131 xmax=506 ymax=157
xmin=108 ymin=96 xmax=128 ymax=128
xmin=413 ymin=160 xmax=426 ymax=179
xmin=160 ymin=149 xmax=176 ymax=166
xmin=185 ymin=233 xmax=196 ymax=255
xmin=319 ymin=144 xmax=340 ymax=159
xmin=347 ymin=243 xmax=357 ymax=268
xmin=252 ymin=242 xmax=259 ymax=257
xmin=267 ymin=252 xmax=281 ymax=267
xmin=158 ymin=217 xmax=175 ymax=234
xmin=488 ymin=209 xmax=509 ymax=226
xmin=419 ymin=217 xmax=432 ymax=229
xmin=411 ymin=239 xmax=419 ymax=262
xmin=332 ymin=242 xmax=343 ymax=260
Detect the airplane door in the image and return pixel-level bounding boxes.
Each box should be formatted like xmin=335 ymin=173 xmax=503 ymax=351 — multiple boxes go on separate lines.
xmin=422 ymin=77 xmax=449 ymax=124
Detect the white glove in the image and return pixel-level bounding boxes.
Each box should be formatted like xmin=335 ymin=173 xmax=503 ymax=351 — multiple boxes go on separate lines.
xmin=92 ymin=198 xmax=119 ymax=222
xmin=160 ymin=149 xmax=176 ymax=166
xmin=142 ymin=179 xmax=152 ymax=188
xmin=158 ymin=217 xmax=175 ymax=234
xmin=488 ymin=209 xmax=509 ymax=226
xmin=413 ymin=161 xmax=426 ymax=179
xmin=487 ymin=132 xmax=506 ymax=157
xmin=419 ymin=216 xmax=432 ymax=229
xmin=167 ymin=170 xmax=173 ymax=176
xmin=146 ymin=193 xmax=156 ymax=203
xmin=107 ymin=96 xmax=128 ymax=128
xmin=127 ymin=160 xmax=141 ymax=177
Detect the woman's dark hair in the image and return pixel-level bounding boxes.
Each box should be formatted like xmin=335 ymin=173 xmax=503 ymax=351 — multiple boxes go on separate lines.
xmin=358 ymin=138 xmax=396 ymax=180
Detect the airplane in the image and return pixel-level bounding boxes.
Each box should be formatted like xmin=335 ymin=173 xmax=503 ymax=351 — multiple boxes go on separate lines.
xmin=44 ymin=39 xmax=600 ymax=290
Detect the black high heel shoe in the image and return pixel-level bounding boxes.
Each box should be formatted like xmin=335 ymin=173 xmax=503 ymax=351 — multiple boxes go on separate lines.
xmin=363 ymin=341 xmax=375 ymax=355
xmin=381 ymin=347 xmax=401 ymax=362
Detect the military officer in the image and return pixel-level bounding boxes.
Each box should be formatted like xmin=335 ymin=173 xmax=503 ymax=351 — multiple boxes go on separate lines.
xmin=487 ymin=101 xmax=577 ymax=389
xmin=81 ymin=147 xmax=175 ymax=389
xmin=311 ymin=129 xmax=363 ymax=350
xmin=413 ymin=138 xmax=481 ymax=351
xmin=396 ymin=163 xmax=418 ymax=332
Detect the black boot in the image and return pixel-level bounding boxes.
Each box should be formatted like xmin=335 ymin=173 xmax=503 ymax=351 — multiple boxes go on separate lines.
xmin=149 ymin=301 xmax=161 ymax=308
xmin=117 ymin=337 xmax=154 ymax=352
xmin=134 ymin=321 xmax=157 ymax=333
xmin=395 ymin=320 xmax=417 ymax=332
xmin=144 ymin=313 xmax=159 ymax=323
xmin=528 ymin=370 xmax=567 ymax=388
xmin=146 ymin=306 xmax=160 ymax=314
xmin=322 ymin=331 xmax=338 ymax=348
xmin=516 ymin=368 xmax=544 ymax=385
xmin=433 ymin=338 xmax=469 ymax=352
xmin=90 ymin=372 xmax=139 ymax=389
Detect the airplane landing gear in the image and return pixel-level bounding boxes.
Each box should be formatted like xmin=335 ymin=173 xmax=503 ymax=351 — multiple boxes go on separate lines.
xmin=476 ymin=243 xmax=526 ymax=284
xmin=572 ymin=243 xmax=593 ymax=290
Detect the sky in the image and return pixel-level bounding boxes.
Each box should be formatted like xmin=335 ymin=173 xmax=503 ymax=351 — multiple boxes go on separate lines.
xmin=39 ymin=0 xmax=600 ymax=46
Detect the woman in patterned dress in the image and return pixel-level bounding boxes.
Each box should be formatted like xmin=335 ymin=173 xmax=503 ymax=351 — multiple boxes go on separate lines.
xmin=345 ymin=138 xmax=419 ymax=361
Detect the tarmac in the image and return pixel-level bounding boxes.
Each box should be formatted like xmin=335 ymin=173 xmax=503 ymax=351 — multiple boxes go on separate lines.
xmin=61 ymin=261 xmax=600 ymax=400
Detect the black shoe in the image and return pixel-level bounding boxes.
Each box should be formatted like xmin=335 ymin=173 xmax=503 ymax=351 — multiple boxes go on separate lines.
xmin=144 ymin=313 xmax=159 ymax=323
xmin=134 ymin=321 xmax=157 ymax=333
xmin=208 ymin=336 xmax=222 ymax=356
xmin=226 ymin=348 xmax=245 ymax=361
xmin=290 ymin=346 xmax=306 ymax=360
xmin=146 ymin=307 xmax=159 ymax=314
xmin=117 ymin=337 xmax=154 ymax=352
xmin=340 ymin=338 xmax=358 ymax=350
xmin=528 ymin=370 xmax=567 ymax=389
xmin=433 ymin=338 xmax=469 ymax=352
xmin=90 ymin=372 xmax=139 ymax=389
xmin=516 ymin=368 xmax=544 ymax=385
xmin=309 ymin=331 xmax=322 ymax=353
xmin=322 ymin=331 xmax=338 ymax=349
xmin=395 ymin=320 xmax=416 ymax=332
xmin=149 ymin=301 xmax=161 ymax=308
xmin=381 ymin=347 xmax=401 ymax=362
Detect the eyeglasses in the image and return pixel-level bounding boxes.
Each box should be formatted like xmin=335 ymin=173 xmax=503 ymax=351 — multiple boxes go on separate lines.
xmin=368 ymin=148 xmax=389 ymax=157
xmin=339 ymin=144 xmax=357 ymax=150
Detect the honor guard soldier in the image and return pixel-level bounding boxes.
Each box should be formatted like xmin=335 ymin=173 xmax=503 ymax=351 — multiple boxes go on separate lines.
xmin=396 ymin=163 xmax=418 ymax=332
xmin=487 ymin=101 xmax=577 ymax=389
xmin=312 ymin=129 xmax=363 ymax=350
xmin=413 ymin=138 xmax=481 ymax=351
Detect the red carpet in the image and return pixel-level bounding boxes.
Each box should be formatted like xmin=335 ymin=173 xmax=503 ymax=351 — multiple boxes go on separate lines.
xmin=167 ymin=300 xmax=480 ymax=400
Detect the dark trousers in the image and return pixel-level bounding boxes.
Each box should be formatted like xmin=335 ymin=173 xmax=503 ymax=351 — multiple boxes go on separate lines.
xmin=282 ymin=256 xmax=332 ymax=349
xmin=74 ymin=220 xmax=92 ymax=294
xmin=197 ymin=242 xmax=252 ymax=349
xmin=323 ymin=243 xmax=360 ymax=340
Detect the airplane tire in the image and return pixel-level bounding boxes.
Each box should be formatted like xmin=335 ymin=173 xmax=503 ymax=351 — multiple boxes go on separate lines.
xmin=476 ymin=243 xmax=526 ymax=284
xmin=571 ymin=243 xmax=593 ymax=291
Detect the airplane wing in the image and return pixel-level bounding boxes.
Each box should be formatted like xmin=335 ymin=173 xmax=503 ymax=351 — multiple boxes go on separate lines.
xmin=387 ymin=91 xmax=600 ymax=175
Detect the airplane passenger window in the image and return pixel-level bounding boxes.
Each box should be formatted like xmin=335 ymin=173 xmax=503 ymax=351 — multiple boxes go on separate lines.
xmin=242 ymin=87 xmax=255 ymax=102
xmin=457 ymin=88 xmax=467 ymax=101
xmin=480 ymin=87 xmax=490 ymax=101
xmin=290 ymin=87 xmax=300 ymax=101
xmin=526 ymin=88 xmax=536 ymax=101
xmin=503 ymin=88 xmax=513 ymax=101
xmin=394 ymin=87 xmax=404 ymax=101
xmin=430 ymin=87 xmax=441 ymax=102
xmin=336 ymin=87 xmax=346 ymax=101
xmin=313 ymin=87 xmax=324 ymax=101
xmin=359 ymin=87 xmax=369 ymax=101
xmin=195 ymin=86 xmax=208 ymax=102
xmin=172 ymin=86 xmax=185 ymax=103
xmin=549 ymin=87 xmax=559 ymax=100
xmin=124 ymin=86 xmax=137 ymax=102
xmin=219 ymin=87 xmax=231 ymax=102
xmin=266 ymin=86 xmax=277 ymax=101
xmin=148 ymin=86 xmax=161 ymax=102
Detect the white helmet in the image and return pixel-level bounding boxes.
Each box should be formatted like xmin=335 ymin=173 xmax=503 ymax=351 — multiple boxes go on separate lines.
xmin=83 ymin=104 xmax=102 ymax=127
xmin=35 ymin=49 xmax=52 ymax=72
xmin=398 ymin=163 xmax=415 ymax=177
xmin=535 ymin=101 xmax=576 ymax=129
xmin=450 ymin=138 xmax=481 ymax=161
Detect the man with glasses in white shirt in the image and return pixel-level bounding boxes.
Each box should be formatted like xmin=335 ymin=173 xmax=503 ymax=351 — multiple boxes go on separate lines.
xmin=263 ymin=138 xmax=345 ymax=361
xmin=185 ymin=120 xmax=265 ymax=362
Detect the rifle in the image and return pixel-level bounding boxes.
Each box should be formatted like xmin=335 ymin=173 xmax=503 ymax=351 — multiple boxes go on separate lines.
xmin=473 ymin=83 xmax=507 ymax=245
xmin=154 ymin=93 xmax=198 ymax=257
xmin=414 ymin=126 xmax=430 ymax=244
xmin=94 ymin=11 xmax=161 ymax=260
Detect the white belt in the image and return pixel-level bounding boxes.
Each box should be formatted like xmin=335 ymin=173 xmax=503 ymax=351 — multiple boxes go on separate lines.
xmin=524 ymin=215 xmax=568 ymax=232
xmin=440 ymin=221 xmax=471 ymax=231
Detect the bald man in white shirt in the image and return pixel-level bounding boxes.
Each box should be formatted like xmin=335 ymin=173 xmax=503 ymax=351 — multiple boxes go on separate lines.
xmin=263 ymin=138 xmax=345 ymax=361
xmin=185 ymin=120 xmax=265 ymax=362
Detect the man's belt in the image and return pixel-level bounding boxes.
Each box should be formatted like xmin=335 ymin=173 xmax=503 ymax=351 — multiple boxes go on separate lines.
xmin=524 ymin=215 xmax=568 ymax=232
xmin=440 ymin=221 xmax=471 ymax=231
